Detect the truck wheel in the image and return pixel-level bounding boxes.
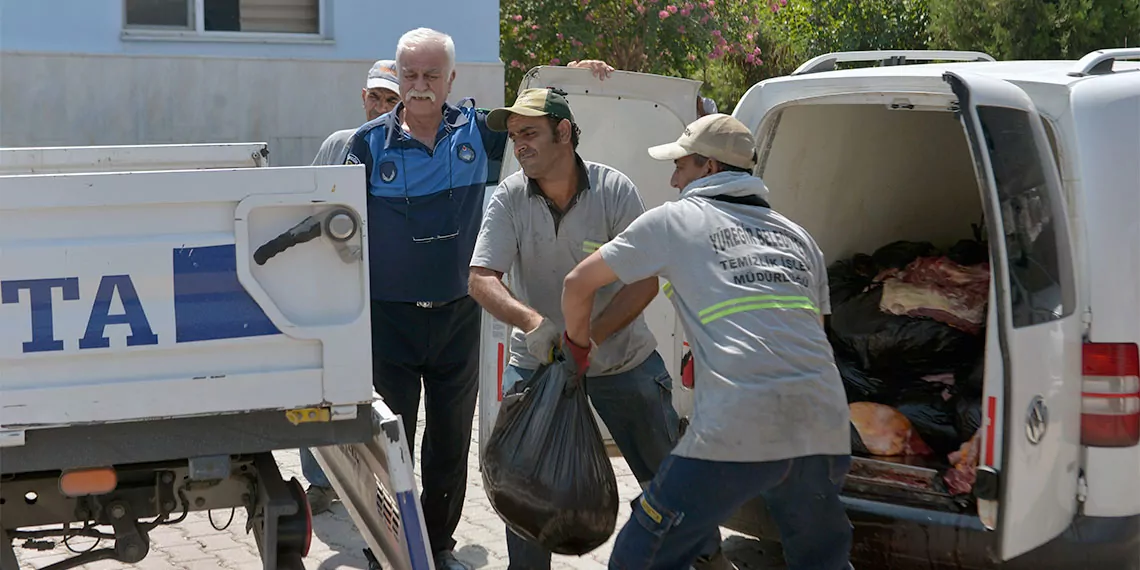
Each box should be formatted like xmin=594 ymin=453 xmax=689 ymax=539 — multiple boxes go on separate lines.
xmin=277 ymin=477 xmax=313 ymax=558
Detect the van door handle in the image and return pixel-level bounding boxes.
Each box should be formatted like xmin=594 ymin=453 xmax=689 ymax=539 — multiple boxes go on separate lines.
xmin=253 ymin=208 xmax=361 ymax=265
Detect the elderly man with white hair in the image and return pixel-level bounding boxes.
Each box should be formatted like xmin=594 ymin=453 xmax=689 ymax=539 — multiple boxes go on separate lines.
xmin=342 ymin=28 xmax=612 ymax=570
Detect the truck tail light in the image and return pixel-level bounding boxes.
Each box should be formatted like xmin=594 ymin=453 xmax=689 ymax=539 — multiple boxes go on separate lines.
xmin=59 ymin=467 xmax=117 ymax=497
xmin=1081 ymin=343 xmax=1140 ymax=447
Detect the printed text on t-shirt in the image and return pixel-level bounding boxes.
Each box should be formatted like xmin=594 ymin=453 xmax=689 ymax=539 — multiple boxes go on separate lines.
xmin=708 ymin=223 xmax=808 ymax=257
xmin=708 ymin=223 xmax=812 ymax=289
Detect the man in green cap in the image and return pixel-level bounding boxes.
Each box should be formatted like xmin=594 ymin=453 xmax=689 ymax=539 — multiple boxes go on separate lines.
xmin=469 ymin=88 xmax=732 ymax=570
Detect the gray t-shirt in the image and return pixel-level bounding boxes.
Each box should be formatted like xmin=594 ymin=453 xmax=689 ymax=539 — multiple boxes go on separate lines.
xmin=599 ymin=171 xmax=850 ymax=463
xmin=471 ymin=157 xmax=658 ymax=376
xmin=311 ymin=128 xmax=356 ymax=166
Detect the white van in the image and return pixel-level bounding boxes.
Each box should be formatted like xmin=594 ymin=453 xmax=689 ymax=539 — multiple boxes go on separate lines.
xmin=477 ymin=48 xmax=1140 ymax=568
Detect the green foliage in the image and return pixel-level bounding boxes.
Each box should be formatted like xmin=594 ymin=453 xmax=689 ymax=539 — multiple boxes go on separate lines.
xmin=498 ymin=0 xmax=1139 ymax=114
xmin=769 ymin=0 xmax=930 ymax=56
xmin=500 ymin=0 xmax=773 ymax=102
xmin=927 ymin=0 xmax=1140 ymax=60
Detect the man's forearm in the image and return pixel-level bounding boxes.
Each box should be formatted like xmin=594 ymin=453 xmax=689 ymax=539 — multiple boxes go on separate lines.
xmin=469 ymin=270 xmax=543 ymax=332
xmin=591 ymin=277 xmax=658 ymax=343
xmin=563 ymin=276 xmax=597 ymax=348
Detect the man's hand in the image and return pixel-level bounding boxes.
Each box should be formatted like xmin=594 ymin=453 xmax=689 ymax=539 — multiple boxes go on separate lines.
xmin=562 ymin=331 xmax=592 ymax=376
xmin=524 ymin=317 xmax=560 ymax=364
xmin=567 ymin=60 xmax=615 ymax=81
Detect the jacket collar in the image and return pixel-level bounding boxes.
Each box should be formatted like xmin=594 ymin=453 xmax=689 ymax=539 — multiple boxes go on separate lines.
xmin=383 ymin=102 xmax=470 ymax=149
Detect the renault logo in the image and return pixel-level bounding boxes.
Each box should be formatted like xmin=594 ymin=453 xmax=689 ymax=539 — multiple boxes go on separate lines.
xmin=1026 ymin=396 xmax=1048 ymax=445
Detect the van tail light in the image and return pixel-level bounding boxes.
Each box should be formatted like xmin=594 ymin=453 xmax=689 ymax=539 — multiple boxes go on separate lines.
xmin=1081 ymin=343 xmax=1140 ymax=447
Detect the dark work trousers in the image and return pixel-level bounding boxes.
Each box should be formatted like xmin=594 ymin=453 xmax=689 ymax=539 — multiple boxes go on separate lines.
xmin=370 ymin=296 xmax=481 ymax=555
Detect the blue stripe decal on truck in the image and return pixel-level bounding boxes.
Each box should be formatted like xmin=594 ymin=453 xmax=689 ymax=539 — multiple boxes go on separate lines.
xmin=172 ymin=245 xmax=281 ymax=342
xmin=395 ymin=490 xmax=432 ymax=569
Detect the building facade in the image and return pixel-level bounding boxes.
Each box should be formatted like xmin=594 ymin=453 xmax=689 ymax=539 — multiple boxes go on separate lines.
xmin=0 ymin=0 xmax=505 ymax=166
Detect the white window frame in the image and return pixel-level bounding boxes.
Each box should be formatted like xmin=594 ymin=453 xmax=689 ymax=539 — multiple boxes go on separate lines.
xmin=122 ymin=0 xmax=331 ymax=44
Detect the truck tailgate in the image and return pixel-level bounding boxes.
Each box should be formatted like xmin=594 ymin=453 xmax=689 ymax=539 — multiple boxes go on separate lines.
xmin=0 ymin=165 xmax=373 ymax=438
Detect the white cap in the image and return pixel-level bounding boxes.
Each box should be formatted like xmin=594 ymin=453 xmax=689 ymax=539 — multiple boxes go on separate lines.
xmin=648 ymin=113 xmax=756 ymax=170
xmin=366 ymin=60 xmax=399 ymax=93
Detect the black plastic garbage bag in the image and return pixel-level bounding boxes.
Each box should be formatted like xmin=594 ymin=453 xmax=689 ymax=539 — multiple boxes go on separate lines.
xmin=955 ymin=396 xmax=983 ymax=441
xmin=850 ymin=422 xmax=871 ymax=455
xmin=837 ymin=356 xmax=897 ymax=403
xmin=827 ymin=253 xmax=878 ymax=307
xmin=872 ymin=240 xmax=940 ymax=271
xmin=481 ymin=360 xmax=619 ymax=555
xmin=955 ymin=357 xmax=985 ymax=397
xmin=947 ymin=239 xmax=989 ymax=266
xmin=895 ymin=382 xmax=960 ymax=457
xmin=829 ymin=287 xmax=984 ymax=379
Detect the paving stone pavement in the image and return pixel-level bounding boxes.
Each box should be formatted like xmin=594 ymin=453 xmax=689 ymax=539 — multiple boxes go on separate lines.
xmin=12 ymin=402 xmax=785 ymax=570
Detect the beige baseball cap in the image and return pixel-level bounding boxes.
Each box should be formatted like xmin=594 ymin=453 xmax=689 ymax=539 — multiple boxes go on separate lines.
xmin=647 ymin=113 xmax=756 ymax=170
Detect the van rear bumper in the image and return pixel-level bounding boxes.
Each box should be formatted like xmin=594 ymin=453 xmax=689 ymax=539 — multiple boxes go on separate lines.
xmin=725 ymin=496 xmax=1140 ymax=569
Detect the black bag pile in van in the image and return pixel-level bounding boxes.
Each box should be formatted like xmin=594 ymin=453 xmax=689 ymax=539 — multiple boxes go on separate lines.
xmin=828 ymin=240 xmax=991 ymax=462
xmin=481 ymin=359 xmax=619 ymax=555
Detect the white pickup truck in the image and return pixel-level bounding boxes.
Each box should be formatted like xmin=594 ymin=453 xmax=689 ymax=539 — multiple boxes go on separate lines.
xmin=479 ymin=49 xmax=1140 ymax=569
xmin=0 ymin=144 xmax=433 ymax=570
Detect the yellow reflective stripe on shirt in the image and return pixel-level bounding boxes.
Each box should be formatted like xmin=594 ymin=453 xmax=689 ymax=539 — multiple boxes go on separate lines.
xmin=582 ymin=240 xmax=604 ymax=253
xmin=662 ymin=281 xmax=674 ymax=299
xmin=698 ymin=295 xmax=819 ymax=325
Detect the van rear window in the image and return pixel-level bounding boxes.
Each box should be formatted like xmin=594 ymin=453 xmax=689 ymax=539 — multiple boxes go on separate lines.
xmin=977 ymin=106 xmax=1074 ymax=328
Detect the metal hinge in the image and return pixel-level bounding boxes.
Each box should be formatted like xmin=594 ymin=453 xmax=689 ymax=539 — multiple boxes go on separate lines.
xmin=1077 ymin=471 xmax=1088 ymax=503
xmin=285 ymin=404 xmax=359 ymax=425
xmin=286 ymin=407 xmax=330 ymax=425
xmin=1081 ymin=308 xmax=1093 ymax=337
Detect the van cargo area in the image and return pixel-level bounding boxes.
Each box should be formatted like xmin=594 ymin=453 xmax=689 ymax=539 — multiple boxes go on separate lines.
xmin=757 ymin=99 xmax=989 ymax=514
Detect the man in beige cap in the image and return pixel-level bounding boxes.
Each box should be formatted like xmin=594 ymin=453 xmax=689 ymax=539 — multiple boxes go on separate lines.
xmin=562 ymin=113 xmax=854 ymax=570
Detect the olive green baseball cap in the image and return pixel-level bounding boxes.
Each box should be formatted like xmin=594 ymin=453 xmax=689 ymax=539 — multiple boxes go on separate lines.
xmin=487 ymin=88 xmax=576 ymax=132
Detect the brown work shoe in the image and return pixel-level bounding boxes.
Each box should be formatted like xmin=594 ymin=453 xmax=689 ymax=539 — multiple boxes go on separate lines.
xmin=305 ymin=485 xmax=338 ymax=515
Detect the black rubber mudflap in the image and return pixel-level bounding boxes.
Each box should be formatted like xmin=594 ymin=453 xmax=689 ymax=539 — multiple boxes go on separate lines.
xmin=1 ymin=528 xmax=18 ymax=570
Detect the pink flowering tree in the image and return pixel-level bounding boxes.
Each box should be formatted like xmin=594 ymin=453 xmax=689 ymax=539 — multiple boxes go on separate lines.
xmin=500 ymin=0 xmax=775 ymax=102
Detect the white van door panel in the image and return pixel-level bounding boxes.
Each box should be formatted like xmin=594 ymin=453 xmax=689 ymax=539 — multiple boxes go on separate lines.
xmin=945 ymin=71 xmax=1083 ymax=561
xmin=477 ymin=67 xmax=701 ymax=456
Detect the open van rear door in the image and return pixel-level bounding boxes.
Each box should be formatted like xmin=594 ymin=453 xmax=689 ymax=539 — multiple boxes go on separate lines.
xmin=477 ymin=66 xmax=701 ymax=454
xmin=944 ymin=72 xmax=1083 ymax=561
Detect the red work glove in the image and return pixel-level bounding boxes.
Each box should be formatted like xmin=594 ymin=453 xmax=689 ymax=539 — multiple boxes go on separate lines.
xmin=681 ymin=350 xmax=695 ymax=389
xmin=562 ymin=331 xmax=592 ymax=376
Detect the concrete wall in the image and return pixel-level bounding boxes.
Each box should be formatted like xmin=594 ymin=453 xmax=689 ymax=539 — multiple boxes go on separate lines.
xmin=1 ymin=52 xmax=505 ymax=166
xmin=0 ymin=0 xmax=501 ymax=62
xmin=0 ymin=0 xmax=504 ymax=166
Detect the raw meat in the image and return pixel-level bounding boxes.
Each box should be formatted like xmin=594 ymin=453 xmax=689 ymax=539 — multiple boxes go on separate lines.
xmin=921 ymin=372 xmax=956 ymax=387
xmin=849 ymin=402 xmax=934 ymax=457
xmin=944 ymin=430 xmax=982 ymax=496
xmin=877 ymin=256 xmax=990 ymax=334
